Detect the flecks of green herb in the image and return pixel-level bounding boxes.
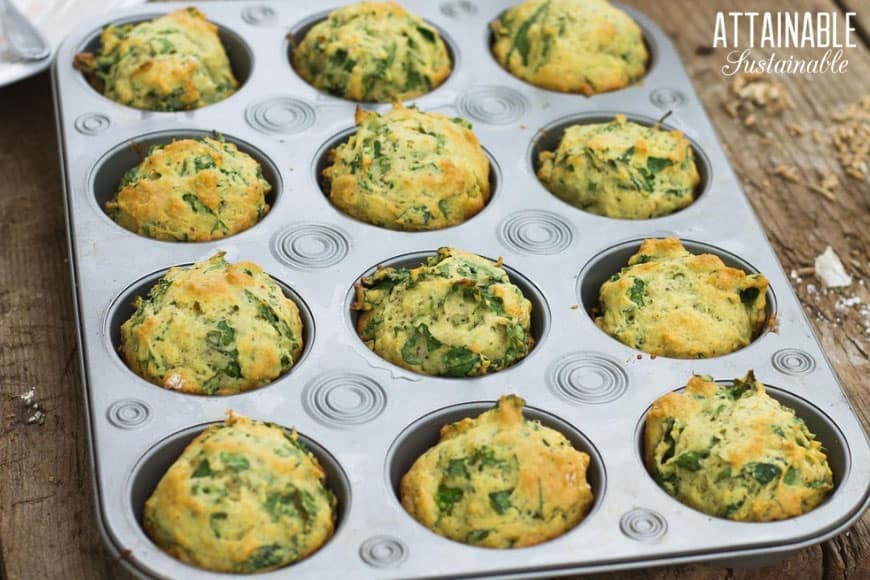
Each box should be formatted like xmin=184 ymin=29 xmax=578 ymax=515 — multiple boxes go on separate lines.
xmin=629 ymin=278 xmax=646 ymax=307
xmin=674 ymin=450 xmax=708 ymax=471
xmin=220 ymin=452 xmax=250 ymax=472
xmin=489 ymin=489 xmax=513 ymax=514
xmin=400 ymin=324 xmax=441 ymax=365
xmin=746 ymin=462 xmax=781 ymax=484
xmin=443 ymin=346 xmax=479 ymax=377
xmin=192 ymin=459 xmax=213 ymax=478
xmin=436 ymin=484 xmax=463 ymax=515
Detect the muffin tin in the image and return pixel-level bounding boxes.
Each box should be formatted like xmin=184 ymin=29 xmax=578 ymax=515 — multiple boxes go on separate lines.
xmin=51 ymin=1 xmax=869 ymax=578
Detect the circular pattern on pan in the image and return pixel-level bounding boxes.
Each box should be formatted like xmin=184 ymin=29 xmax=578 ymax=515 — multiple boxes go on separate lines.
xmin=245 ymin=96 xmax=317 ymax=135
xmin=456 ymin=86 xmax=528 ymax=125
xmin=548 ymin=352 xmax=629 ymax=405
xmin=771 ymin=348 xmax=816 ymax=376
xmin=74 ymin=113 xmax=111 ymax=135
xmin=107 ymin=399 xmax=151 ymax=429
xmin=303 ymin=372 xmax=387 ymax=427
xmin=650 ymin=88 xmax=687 ymax=109
xmin=619 ymin=508 xmax=667 ymax=542
xmin=359 ymin=536 xmax=408 ymax=568
xmin=498 ymin=210 xmax=573 ymax=255
xmin=272 ymin=223 xmax=350 ymax=270
xmin=241 ymin=5 xmax=276 ymax=26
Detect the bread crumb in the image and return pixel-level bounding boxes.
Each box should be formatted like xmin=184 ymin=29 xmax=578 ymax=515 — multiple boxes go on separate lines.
xmin=815 ymin=246 xmax=852 ymax=288
xmin=807 ymin=171 xmax=838 ymax=201
xmin=731 ymin=72 xmax=793 ymax=114
xmin=772 ymin=164 xmax=800 ymax=182
xmin=786 ymin=123 xmax=805 ymax=137
xmin=830 ymin=97 xmax=869 ymax=180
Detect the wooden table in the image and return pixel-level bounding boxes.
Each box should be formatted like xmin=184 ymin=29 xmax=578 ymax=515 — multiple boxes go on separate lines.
xmin=0 ymin=0 xmax=867 ymax=578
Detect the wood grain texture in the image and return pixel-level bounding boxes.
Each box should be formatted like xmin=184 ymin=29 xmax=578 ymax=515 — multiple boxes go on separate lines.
xmin=0 ymin=0 xmax=866 ymax=579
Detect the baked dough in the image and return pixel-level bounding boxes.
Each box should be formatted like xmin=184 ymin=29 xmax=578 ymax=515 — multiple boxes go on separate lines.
xmin=293 ymin=2 xmax=451 ymax=102
xmin=106 ymin=136 xmax=270 ymax=241
xmin=595 ymin=238 xmax=768 ymax=358
xmin=353 ymin=248 xmax=533 ymax=377
xmin=538 ymin=115 xmax=699 ymax=219
xmin=120 ymin=253 xmax=304 ymax=395
xmin=75 ymin=8 xmax=238 ymax=111
xmin=491 ymin=0 xmax=647 ymax=95
xmin=400 ymin=395 xmax=594 ymax=547
xmin=645 ymin=372 xmax=833 ymax=521
xmin=144 ymin=412 xmax=336 ymax=572
xmin=323 ymin=104 xmax=490 ymax=231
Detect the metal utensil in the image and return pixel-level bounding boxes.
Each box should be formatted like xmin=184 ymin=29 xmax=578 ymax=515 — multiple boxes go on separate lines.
xmin=0 ymin=0 xmax=50 ymax=61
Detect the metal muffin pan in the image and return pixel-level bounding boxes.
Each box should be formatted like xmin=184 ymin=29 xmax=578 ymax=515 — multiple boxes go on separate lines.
xmin=51 ymin=1 xmax=869 ymax=578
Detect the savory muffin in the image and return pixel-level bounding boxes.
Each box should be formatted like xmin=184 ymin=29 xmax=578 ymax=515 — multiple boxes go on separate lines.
xmin=645 ymin=372 xmax=834 ymax=521
xmin=292 ymin=2 xmax=452 ymax=102
xmin=595 ymin=238 xmax=768 ymax=358
xmin=120 ymin=252 xmax=304 ymax=395
xmin=106 ymin=136 xmax=271 ymax=241
xmin=144 ymin=412 xmax=337 ymax=572
xmin=400 ymin=395 xmax=594 ymax=547
xmin=352 ymin=248 xmax=533 ymax=377
xmin=74 ymin=7 xmax=238 ymax=111
xmin=537 ymin=115 xmax=700 ymax=219
xmin=323 ymin=104 xmax=490 ymax=231
xmin=491 ymin=0 xmax=648 ymax=95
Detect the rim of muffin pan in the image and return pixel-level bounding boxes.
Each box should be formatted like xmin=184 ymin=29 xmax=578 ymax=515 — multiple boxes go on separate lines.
xmin=528 ymin=111 xmax=712 ymax=222
xmin=126 ymin=420 xmax=351 ymax=574
xmin=344 ymin=250 xmax=551 ymax=380
xmin=285 ymin=9 xmax=460 ymax=105
xmin=103 ymin=263 xmax=315 ymax=397
xmin=73 ymin=11 xmax=254 ymax=112
xmin=483 ymin=3 xmax=659 ymax=96
xmin=575 ymin=237 xmax=778 ymax=359
xmin=384 ymin=399 xmax=607 ymax=548
xmin=312 ymin=125 xmax=501 ymax=232
xmin=633 ymin=379 xmax=851 ymax=524
xmin=89 ymin=129 xmax=282 ymax=243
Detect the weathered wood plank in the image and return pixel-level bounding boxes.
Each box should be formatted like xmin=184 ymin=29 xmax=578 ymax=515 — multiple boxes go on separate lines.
xmin=0 ymin=72 xmax=132 ymax=580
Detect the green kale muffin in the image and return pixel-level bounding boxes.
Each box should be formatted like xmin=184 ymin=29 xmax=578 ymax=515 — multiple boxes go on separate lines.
xmin=106 ymin=136 xmax=271 ymax=241
xmin=595 ymin=238 xmax=768 ymax=358
xmin=120 ymin=253 xmax=304 ymax=395
xmin=75 ymin=7 xmax=238 ymax=111
xmin=401 ymin=395 xmax=594 ymax=547
xmin=645 ymin=372 xmax=834 ymax=521
xmin=491 ymin=0 xmax=648 ymax=95
xmin=292 ymin=2 xmax=452 ymax=102
xmin=323 ymin=104 xmax=490 ymax=231
xmin=144 ymin=412 xmax=337 ymax=572
xmin=537 ymin=115 xmax=700 ymax=219
xmin=352 ymin=248 xmax=533 ymax=377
